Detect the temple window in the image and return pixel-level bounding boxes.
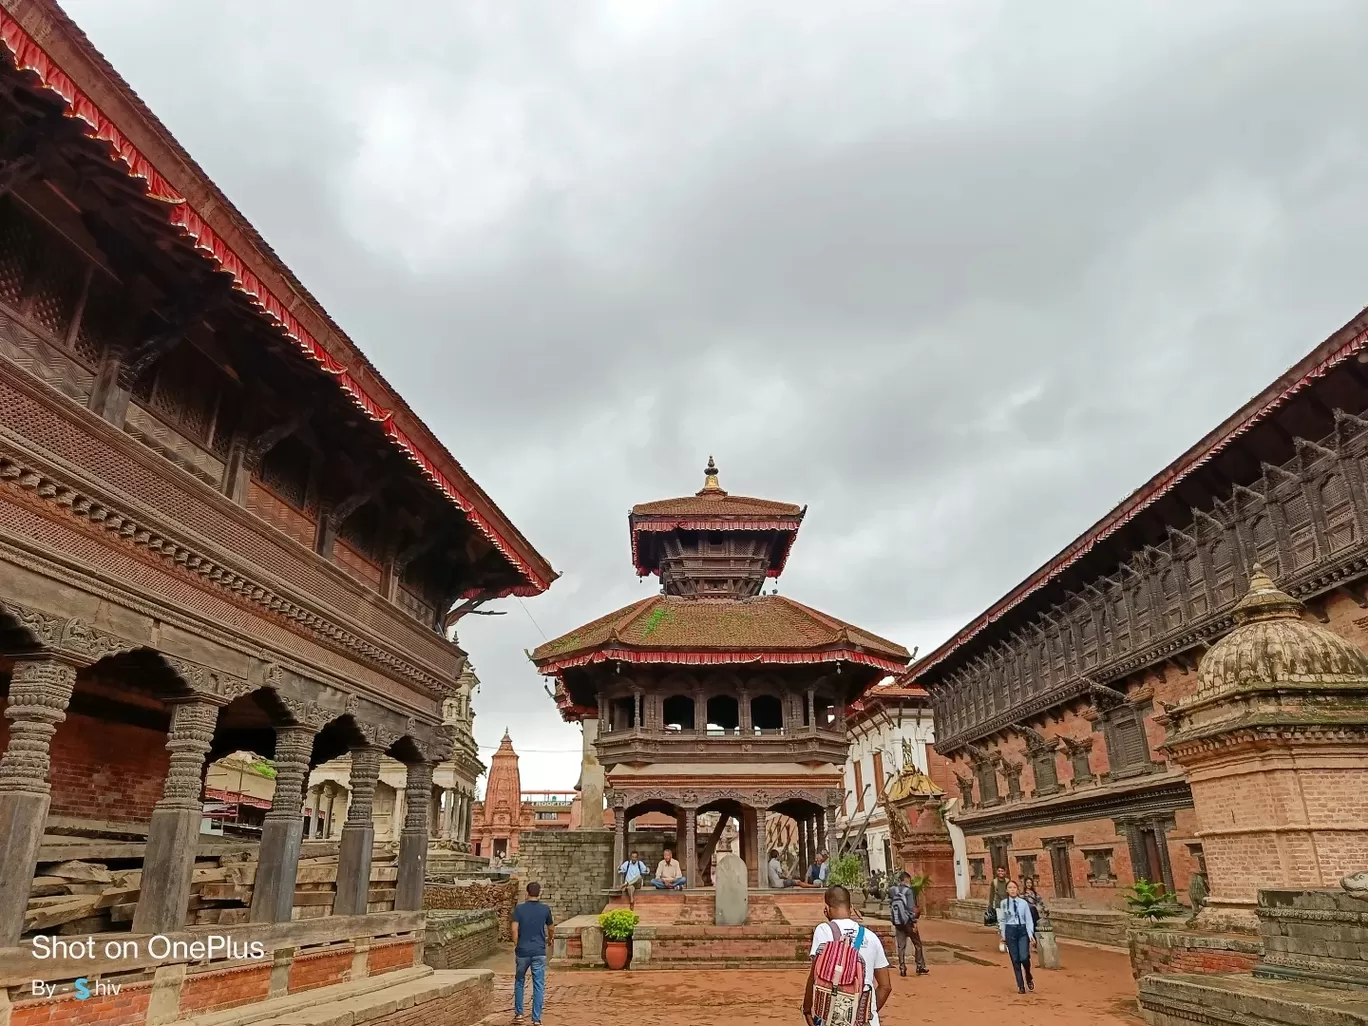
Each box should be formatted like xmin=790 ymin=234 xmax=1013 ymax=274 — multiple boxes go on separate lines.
xmin=974 ymin=760 xmax=1000 ymax=805
xmin=706 ymin=694 xmax=739 ymax=735
xmin=1102 ymin=705 xmax=1153 ymax=778
xmin=1030 ymin=749 xmax=1060 ymax=796
xmin=750 ymin=694 xmax=783 ymax=733
xmin=1083 ymin=848 xmax=1117 ymax=886
xmin=662 ymin=694 xmax=695 ymax=731
xmin=1016 ymin=854 xmax=1037 ymax=883
xmin=611 ymin=696 xmax=636 ymax=731
xmin=259 ymin=436 xmax=313 ymax=511
xmin=969 ymin=858 xmax=986 ymax=882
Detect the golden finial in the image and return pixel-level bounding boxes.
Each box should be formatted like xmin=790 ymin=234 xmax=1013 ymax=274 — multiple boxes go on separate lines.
xmin=698 ymin=455 xmax=726 ymax=495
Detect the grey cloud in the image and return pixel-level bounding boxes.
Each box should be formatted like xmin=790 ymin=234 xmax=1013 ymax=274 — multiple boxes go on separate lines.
xmin=63 ymin=0 xmax=1368 ymax=786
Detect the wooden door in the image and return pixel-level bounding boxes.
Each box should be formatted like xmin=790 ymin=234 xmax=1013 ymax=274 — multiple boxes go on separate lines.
xmin=1141 ymin=829 xmax=1165 ymax=891
xmin=1049 ymin=845 xmax=1074 ymax=899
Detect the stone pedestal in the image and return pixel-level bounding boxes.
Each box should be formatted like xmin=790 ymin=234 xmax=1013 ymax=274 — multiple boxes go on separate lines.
xmin=1035 ymin=917 xmax=1060 ymax=970
xmin=715 ymin=852 xmax=748 ymax=926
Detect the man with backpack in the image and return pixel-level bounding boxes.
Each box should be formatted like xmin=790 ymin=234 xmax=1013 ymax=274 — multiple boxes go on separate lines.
xmin=802 ymin=885 xmax=892 ymax=1026
xmin=618 ymin=850 xmax=651 ymax=910
xmin=888 ymin=871 xmax=928 ymax=977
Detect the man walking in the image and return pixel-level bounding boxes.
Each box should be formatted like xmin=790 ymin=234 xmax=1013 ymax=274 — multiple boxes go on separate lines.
xmin=618 ymin=849 xmax=651 ymax=909
xmin=651 ymin=847 xmax=686 ymax=889
xmin=510 ymin=881 xmax=554 ymax=1026
xmin=987 ymin=865 xmax=1011 ymax=924
xmin=888 ymin=871 xmax=928 ymax=977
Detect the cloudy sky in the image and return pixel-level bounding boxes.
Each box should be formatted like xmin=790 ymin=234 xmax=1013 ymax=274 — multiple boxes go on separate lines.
xmin=64 ymin=0 xmax=1368 ymax=790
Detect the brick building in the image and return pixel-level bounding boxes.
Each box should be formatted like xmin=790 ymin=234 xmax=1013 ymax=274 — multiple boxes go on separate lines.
xmin=906 ymin=300 xmax=1368 ymax=916
xmin=0 ymin=3 xmax=553 ymax=1024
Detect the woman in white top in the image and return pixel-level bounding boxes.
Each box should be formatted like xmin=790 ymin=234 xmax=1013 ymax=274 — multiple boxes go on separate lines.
xmin=997 ymin=880 xmax=1036 ymax=994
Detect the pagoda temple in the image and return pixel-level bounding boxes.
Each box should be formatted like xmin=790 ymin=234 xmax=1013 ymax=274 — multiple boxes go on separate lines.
xmin=532 ymin=459 xmax=911 ymax=888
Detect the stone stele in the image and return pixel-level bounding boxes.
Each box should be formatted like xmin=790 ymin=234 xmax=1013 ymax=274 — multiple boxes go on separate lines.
xmin=714 ymin=852 xmax=749 ymax=926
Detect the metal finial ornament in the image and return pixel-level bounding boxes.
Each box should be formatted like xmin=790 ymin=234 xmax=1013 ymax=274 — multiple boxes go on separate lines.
xmin=698 ymin=455 xmax=725 ymax=495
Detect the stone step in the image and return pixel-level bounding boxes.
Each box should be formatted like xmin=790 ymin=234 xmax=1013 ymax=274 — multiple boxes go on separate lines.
xmin=171 ymin=966 xmax=449 ymax=1026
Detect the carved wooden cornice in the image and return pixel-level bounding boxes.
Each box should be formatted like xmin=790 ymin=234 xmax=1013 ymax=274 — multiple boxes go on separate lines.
xmin=0 ymin=598 xmax=136 ymax=666
xmin=606 ymin=784 xmax=844 ymax=812
xmin=161 ymin=654 xmax=253 ymax=705
xmin=0 ymin=447 xmax=455 ymax=696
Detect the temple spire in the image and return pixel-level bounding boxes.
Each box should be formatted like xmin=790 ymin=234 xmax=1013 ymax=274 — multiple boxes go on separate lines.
xmin=697 ymin=456 xmax=726 ymax=496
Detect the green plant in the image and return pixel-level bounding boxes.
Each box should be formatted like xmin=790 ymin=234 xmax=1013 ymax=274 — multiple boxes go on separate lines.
xmin=828 ymin=854 xmax=865 ymax=889
xmin=1125 ymin=880 xmax=1183 ymax=922
xmin=907 ymin=873 xmax=931 ymax=895
xmin=598 ymin=909 xmax=639 ymax=940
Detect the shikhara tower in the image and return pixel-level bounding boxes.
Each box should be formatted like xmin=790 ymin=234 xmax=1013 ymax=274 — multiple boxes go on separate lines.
xmin=532 ymin=459 xmax=910 ymax=887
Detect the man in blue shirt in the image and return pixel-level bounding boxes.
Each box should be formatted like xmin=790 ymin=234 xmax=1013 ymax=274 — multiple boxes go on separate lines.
xmin=510 ymin=881 xmax=555 ymax=1025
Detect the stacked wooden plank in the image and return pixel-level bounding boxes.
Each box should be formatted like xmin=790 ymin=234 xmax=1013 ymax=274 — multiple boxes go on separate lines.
xmin=24 ymin=845 xmax=401 ymax=936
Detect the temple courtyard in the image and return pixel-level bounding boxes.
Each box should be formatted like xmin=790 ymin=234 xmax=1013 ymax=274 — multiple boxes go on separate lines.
xmin=474 ymin=919 xmax=1142 ymax=1025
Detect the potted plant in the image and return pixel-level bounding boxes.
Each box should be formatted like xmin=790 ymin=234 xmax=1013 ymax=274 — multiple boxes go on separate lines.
xmin=828 ymin=854 xmax=868 ymax=908
xmin=598 ymin=909 xmax=639 ymax=970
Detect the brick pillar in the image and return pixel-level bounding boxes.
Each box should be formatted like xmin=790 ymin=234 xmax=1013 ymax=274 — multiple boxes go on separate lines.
xmin=251 ymin=725 xmax=316 ymax=922
xmin=684 ymin=808 xmax=698 ymax=889
xmin=334 ymin=745 xmax=382 ymax=916
xmin=396 ymin=761 xmax=434 ymax=910
xmin=0 ymin=657 xmax=77 ymax=946
xmin=134 ymin=698 xmax=221 ymax=935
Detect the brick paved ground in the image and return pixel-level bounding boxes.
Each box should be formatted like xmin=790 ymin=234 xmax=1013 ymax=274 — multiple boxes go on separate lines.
xmin=475 ymin=919 xmax=1144 ymax=1025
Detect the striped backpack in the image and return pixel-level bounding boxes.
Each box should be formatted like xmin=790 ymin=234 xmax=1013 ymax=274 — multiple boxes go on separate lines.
xmin=811 ymin=921 xmax=872 ymax=1026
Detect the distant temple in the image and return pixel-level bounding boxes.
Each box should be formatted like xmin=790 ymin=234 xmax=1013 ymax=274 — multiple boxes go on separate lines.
xmin=532 ymin=459 xmax=911 ymax=886
xmin=467 ymin=731 xmax=577 ymax=857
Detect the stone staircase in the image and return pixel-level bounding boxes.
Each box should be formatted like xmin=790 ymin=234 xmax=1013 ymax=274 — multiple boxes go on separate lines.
xmin=168 ymin=966 xmax=492 ymax=1026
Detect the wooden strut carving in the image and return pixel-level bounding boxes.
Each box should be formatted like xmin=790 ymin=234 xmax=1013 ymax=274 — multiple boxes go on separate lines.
xmin=0 ymin=448 xmax=453 ymax=695
xmin=243 ymin=406 xmax=315 ymax=469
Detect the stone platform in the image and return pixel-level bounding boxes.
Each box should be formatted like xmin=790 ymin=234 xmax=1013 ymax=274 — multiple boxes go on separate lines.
xmin=554 ymin=888 xmax=960 ymax=969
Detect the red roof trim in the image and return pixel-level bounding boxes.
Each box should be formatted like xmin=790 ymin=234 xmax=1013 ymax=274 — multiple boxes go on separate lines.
xmin=536 ymin=647 xmax=908 ymax=676
xmin=910 ymin=307 xmax=1368 ymax=682
xmin=0 ymin=11 xmax=551 ymax=597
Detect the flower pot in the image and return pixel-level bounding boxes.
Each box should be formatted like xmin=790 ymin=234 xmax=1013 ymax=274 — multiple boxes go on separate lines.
xmin=604 ymin=938 xmax=630 ymax=970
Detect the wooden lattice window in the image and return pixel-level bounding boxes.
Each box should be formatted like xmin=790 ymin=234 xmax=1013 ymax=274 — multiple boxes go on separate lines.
xmin=1159 ymin=566 xmax=1183 ymax=628
xmin=26 ymin=236 xmax=85 ymax=341
xmin=1210 ymin=533 xmax=1237 ymax=603
xmin=1031 ymin=749 xmax=1060 ymax=796
xmin=1067 ymin=744 xmax=1093 ymax=784
xmin=1016 ymin=854 xmax=1037 ymax=884
xmin=1320 ymin=472 xmax=1356 ymax=552
xmin=969 ymin=858 xmax=985 ymax=882
xmin=1250 ymin=513 xmax=1279 ymax=576
xmin=0 ymin=197 xmax=37 ymax=309
xmin=149 ymin=343 xmax=222 ymax=445
xmin=258 ymin=435 xmax=313 ymax=510
xmin=1283 ymin=490 xmax=1316 ymax=569
xmin=975 ymin=761 xmax=1000 ymax=805
xmin=1105 ymin=706 xmax=1152 ymax=777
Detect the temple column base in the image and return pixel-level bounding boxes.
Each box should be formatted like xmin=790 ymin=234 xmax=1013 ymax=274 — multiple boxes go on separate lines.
xmin=334 ymin=824 xmax=375 ymax=916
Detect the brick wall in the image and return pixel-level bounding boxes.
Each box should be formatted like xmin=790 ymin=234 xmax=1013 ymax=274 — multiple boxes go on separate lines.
xmin=1129 ymin=928 xmax=1262 ymax=979
xmin=367 ymin=940 xmax=416 ymax=975
xmin=47 ymin=711 xmax=170 ymax=826
xmin=288 ymin=947 xmax=353 ymax=992
xmin=179 ymin=964 xmax=272 ymax=1015
xmin=515 ymin=830 xmax=615 ymax=922
xmin=423 ymin=911 xmax=498 ymax=969
xmin=8 ymin=981 xmax=152 ymax=1026
xmin=424 ymin=879 xmax=517 ymax=939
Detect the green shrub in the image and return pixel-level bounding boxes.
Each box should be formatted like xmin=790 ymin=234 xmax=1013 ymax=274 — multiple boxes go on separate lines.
xmin=828 ymin=854 xmax=865 ymax=889
xmin=1125 ymin=880 xmax=1183 ymax=922
xmin=598 ymin=909 xmax=639 ymax=940
xmin=907 ymin=873 xmax=931 ymax=895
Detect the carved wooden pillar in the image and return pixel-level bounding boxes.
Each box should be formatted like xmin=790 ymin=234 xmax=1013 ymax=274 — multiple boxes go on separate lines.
xmin=805 ymin=688 xmax=816 ymax=732
xmin=396 ymin=761 xmax=435 ymax=910
xmin=0 ymin=657 xmax=77 ymax=946
xmin=796 ymin=817 xmax=809 ymax=872
xmin=819 ymin=808 xmax=832 ymax=856
xmin=632 ymin=689 xmax=643 ymax=730
xmin=755 ymin=808 xmax=768 ymax=887
xmin=134 ymin=698 xmax=222 ymax=935
xmin=613 ymin=805 xmax=628 ymax=874
xmin=684 ymin=807 xmax=698 ymax=888
xmin=738 ymin=688 xmax=752 ymax=734
xmin=251 ymin=725 xmax=317 ymax=922
xmin=334 ymin=745 xmax=383 ymax=916
xmin=693 ymin=689 xmax=706 ymax=734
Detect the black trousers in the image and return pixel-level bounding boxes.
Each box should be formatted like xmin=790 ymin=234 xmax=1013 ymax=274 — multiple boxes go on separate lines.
xmin=1003 ymin=924 xmax=1033 ymax=991
xmin=895 ymin=922 xmax=926 ymax=971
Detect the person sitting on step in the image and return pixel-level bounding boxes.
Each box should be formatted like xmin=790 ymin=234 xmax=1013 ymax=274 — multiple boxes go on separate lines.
xmin=651 ymin=847 xmax=686 ymax=890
